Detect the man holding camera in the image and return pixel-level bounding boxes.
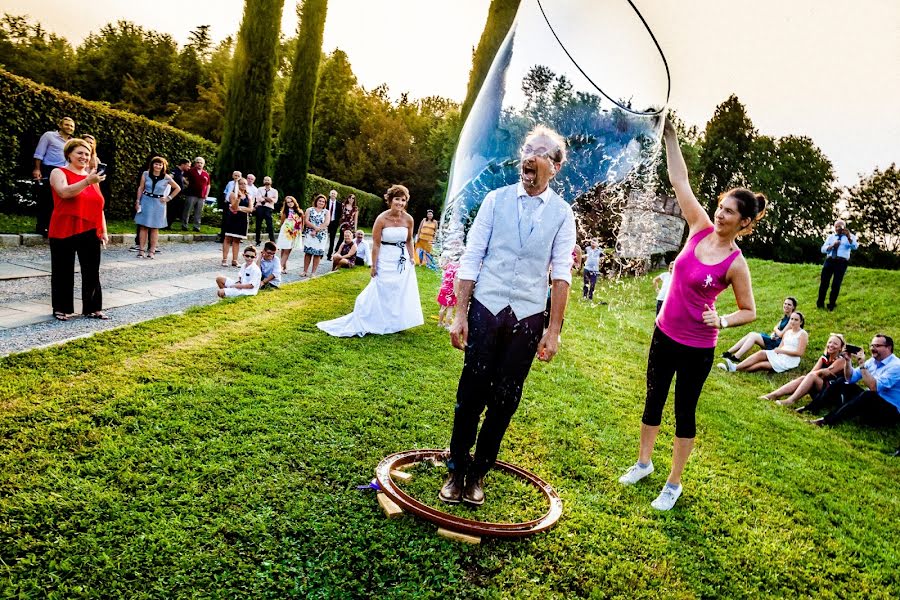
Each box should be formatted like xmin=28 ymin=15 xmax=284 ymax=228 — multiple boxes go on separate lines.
xmin=817 ymin=219 xmax=858 ymax=311
xmin=807 ymin=334 xmax=899 ymax=429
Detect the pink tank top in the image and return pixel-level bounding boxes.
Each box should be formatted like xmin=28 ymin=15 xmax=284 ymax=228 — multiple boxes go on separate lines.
xmin=657 ymin=227 xmax=741 ymax=348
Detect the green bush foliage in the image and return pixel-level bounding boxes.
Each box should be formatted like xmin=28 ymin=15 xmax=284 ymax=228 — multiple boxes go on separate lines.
xmin=0 ymin=69 xmax=387 ymax=226
xmin=305 ymin=173 xmax=383 ymax=227
xmin=0 ymin=69 xmax=217 ymax=219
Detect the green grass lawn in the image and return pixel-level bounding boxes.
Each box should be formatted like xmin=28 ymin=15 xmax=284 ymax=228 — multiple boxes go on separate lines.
xmin=1 ymin=260 xmax=898 ymax=598
xmin=0 ymin=213 xmax=220 ymax=235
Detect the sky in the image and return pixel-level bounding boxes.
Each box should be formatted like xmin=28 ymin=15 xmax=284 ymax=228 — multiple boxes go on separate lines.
xmin=4 ymin=0 xmax=898 ymax=186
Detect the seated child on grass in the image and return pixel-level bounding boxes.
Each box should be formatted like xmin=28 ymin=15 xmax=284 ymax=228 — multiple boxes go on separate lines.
xmin=216 ymin=245 xmax=262 ymax=298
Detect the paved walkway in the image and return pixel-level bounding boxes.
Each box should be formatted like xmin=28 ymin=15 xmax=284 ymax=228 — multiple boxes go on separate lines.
xmin=0 ymin=240 xmax=332 ymax=355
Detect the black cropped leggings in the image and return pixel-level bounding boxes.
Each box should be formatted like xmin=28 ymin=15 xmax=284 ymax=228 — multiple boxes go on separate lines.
xmin=642 ymin=326 xmax=715 ymax=438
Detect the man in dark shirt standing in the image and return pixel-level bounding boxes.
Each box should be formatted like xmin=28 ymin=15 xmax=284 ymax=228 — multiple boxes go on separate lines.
xmin=166 ymin=159 xmax=191 ymax=230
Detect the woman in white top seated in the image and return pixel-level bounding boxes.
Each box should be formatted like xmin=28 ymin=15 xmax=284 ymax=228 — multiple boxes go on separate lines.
xmin=719 ymin=311 xmax=808 ymax=373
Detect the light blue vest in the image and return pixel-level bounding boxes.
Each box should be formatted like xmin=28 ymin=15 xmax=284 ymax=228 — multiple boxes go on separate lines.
xmin=472 ymin=184 xmax=570 ymax=320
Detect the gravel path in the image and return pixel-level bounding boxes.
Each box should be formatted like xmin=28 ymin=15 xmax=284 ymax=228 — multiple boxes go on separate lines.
xmin=0 ymin=241 xmax=332 ymax=357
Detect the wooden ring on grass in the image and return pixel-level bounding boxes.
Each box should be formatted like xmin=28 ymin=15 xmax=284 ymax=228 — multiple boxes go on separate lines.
xmin=375 ymin=449 xmax=563 ymax=538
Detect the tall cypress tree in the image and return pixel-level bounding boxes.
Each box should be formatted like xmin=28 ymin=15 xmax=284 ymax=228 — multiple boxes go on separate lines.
xmin=460 ymin=0 xmax=520 ymax=123
xmin=217 ymin=0 xmax=286 ymax=184
xmin=274 ymin=0 xmax=328 ymax=204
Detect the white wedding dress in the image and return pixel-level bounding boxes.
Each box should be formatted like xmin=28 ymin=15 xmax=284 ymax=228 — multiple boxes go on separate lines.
xmin=317 ymin=226 xmax=424 ymax=337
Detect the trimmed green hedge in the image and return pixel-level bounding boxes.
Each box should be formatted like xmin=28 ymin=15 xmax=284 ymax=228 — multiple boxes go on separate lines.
xmin=304 ymin=174 xmax=384 ymax=229
xmin=0 ymin=69 xmax=217 ymax=219
xmin=0 ymin=69 xmax=383 ymax=225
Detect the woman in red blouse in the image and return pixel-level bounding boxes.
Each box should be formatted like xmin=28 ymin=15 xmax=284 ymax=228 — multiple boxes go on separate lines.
xmin=48 ymin=138 xmax=109 ymax=321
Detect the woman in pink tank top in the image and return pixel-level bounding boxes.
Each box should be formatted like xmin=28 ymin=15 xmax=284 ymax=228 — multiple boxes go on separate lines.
xmin=617 ymin=118 xmax=768 ymax=511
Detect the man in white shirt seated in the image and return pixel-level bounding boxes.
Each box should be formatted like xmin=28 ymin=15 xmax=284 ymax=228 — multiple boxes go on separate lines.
xmin=353 ymin=230 xmax=370 ymax=266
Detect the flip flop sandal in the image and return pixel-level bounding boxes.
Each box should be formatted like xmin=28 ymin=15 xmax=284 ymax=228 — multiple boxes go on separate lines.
xmin=86 ymin=312 xmax=111 ymax=320
xmin=53 ymin=312 xmax=69 ymax=321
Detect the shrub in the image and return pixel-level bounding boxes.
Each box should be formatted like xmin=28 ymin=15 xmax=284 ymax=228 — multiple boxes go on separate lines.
xmin=0 ymin=69 xmax=384 ymax=226
xmin=0 ymin=69 xmax=217 ymax=219
xmin=304 ymin=174 xmax=384 ymax=228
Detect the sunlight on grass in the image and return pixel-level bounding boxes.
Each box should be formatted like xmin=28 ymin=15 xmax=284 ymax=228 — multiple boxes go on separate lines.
xmin=1 ymin=261 xmax=898 ymax=598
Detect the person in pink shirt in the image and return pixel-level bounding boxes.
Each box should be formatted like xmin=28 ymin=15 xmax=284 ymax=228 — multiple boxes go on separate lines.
xmin=617 ymin=117 xmax=767 ymax=511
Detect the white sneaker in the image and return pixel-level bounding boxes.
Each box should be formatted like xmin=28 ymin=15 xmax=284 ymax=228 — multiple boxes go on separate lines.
xmin=716 ymin=359 xmax=736 ymax=372
xmin=651 ymin=483 xmax=683 ymax=511
xmin=618 ymin=461 xmax=654 ymax=485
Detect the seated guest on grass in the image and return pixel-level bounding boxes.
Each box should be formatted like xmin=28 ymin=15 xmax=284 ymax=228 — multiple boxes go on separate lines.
xmin=718 ymin=311 xmax=807 ymax=373
xmin=331 ymin=229 xmax=357 ymax=270
xmin=722 ymin=296 xmax=797 ymax=361
xmin=353 ymin=230 xmax=369 ymax=266
xmin=258 ymin=241 xmax=282 ymax=290
xmin=216 ymin=246 xmax=262 ymax=298
xmin=807 ymin=334 xmax=899 ymax=428
xmin=761 ymin=333 xmax=846 ymax=406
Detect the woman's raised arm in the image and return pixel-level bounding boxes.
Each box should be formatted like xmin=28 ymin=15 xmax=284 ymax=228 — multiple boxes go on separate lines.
xmin=663 ymin=118 xmax=712 ymax=234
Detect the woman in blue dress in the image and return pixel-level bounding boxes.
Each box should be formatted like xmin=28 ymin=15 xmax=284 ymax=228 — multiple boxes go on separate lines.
xmin=135 ymin=156 xmax=180 ymax=258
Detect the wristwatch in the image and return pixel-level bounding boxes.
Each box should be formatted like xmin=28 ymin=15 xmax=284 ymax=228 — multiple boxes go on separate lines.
xmin=719 ymin=316 xmax=729 ymax=329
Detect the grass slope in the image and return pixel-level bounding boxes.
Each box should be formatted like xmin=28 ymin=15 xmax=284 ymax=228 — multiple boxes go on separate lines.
xmin=1 ymin=260 xmax=898 ymax=598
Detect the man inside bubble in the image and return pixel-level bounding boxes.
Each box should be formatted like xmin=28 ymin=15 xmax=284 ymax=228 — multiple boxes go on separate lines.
xmin=441 ymin=125 xmax=576 ymax=506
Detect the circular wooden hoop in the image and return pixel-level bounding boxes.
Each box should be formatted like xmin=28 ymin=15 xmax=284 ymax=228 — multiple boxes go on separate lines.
xmin=375 ymin=449 xmax=563 ymax=538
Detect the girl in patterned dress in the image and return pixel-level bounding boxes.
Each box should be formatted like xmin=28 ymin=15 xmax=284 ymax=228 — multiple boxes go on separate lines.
xmin=276 ymin=195 xmax=304 ymax=272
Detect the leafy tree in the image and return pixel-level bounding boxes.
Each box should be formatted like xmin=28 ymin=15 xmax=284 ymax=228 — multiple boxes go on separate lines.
xmin=460 ymin=0 xmax=520 ymax=123
xmin=275 ymin=0 xmax=328 ymax=203
xmin=176 ymin=26 xmax=213 ymax=104
xmin=73 ymin=21 xmax=181 ymax=120
xmin=218 ymin=0 xmax=286 ymax=183
xmin=0 ymin=14 xmax=74 ymax=90
xmin=743 ymin=134 xmax=839 ymax=260
xmin=171 ymin=36 xmax=233 ymax=142
xmin=697 ymin=94 xmax=755 ymax=210
xmin=308 ymin=49 xmax=361 ymax=177
xmin=845 ymin=164 xmax=900 ymax=253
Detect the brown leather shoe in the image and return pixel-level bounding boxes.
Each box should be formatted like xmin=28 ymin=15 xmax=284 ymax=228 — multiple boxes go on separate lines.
xmin=439 ymin=473 xmax=464 ymax=504
xmin=462 ymin=475 xmax=485 ymax=506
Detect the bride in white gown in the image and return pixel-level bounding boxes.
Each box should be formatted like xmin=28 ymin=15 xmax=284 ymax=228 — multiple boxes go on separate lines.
xmin=317 ymin=184 xmax=424 ymax=337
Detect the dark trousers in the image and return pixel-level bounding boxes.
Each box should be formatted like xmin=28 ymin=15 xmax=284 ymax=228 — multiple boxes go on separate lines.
xmin=35 ymin=164 xmax=58 ymax=236
xmin=448 ymin=299 xmax=544 ymax=477
xmin=50 ymin=229 xmax=102 ymax=315
xmin=327 ymin=219 xmax=339 ymax=255
xmin=642 ymin=327 xmax=715 ymax=438
xmin=656 ymin=300 xmax=664 ymax=315
xmin=582 ymin=270 xmax=598 ymax=299
xmin=165 ymin=196 xmax=184 ymax=229
xmin=255 ymin=206 xmax=275 ymax=244
xmin=818 ymin=257 xmax=848 ymax=308
xmin=811 ymin=381 xmax=900 ymax=426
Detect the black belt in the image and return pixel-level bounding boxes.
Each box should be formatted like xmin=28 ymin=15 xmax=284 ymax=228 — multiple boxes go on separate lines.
xmin=143 ymin=192 xmax=165 ymax=198
xmin=827 ymin=256 xmax=848 ymax=262
xmin=381 ymin=241 xmax=407 ymax=272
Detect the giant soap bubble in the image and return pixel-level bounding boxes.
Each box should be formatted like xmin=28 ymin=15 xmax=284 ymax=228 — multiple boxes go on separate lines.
xmin=439 ymin=0 xmax=671 ymax=263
